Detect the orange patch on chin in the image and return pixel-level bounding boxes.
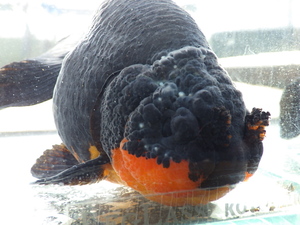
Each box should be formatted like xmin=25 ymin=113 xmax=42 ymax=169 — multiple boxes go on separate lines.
xmin=111 ymin=139 xmax=232 ymax=206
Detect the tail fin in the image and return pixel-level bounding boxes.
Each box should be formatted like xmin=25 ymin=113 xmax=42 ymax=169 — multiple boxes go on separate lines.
xmin=0 ymin=35 xmax=79 ymax=109
xmin=0 ymin=59 xmax=61 ymax=108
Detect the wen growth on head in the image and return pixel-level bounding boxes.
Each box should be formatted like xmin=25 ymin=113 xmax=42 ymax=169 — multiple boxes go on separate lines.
xmin=0 ymin=0 xmax=270 ymax=206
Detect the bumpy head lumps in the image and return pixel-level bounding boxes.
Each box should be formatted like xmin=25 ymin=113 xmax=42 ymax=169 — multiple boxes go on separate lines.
xmin=101 ymin=47 xmax=247 ymax=176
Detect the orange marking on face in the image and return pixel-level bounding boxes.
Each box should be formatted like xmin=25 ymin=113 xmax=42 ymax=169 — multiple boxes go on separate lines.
xmin=110 ymin=139 xmax=232 ymax=206
xmin=247 ymin=120 xmax=267 ymax=141
xmin=259 ymin=130 xmax=266 ymax=141
xmin=226 ymin=118 xmax=231 ymax=125
xmin=248 ymin=125 xmax=259 ymax=130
